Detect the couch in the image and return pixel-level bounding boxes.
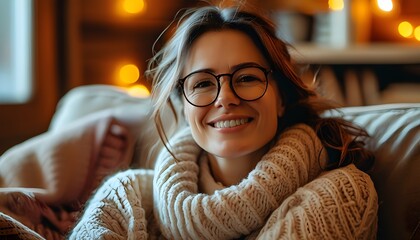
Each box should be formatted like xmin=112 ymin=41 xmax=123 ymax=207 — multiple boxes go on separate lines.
xmin=0 ymin=84 xmax=419 ymax=239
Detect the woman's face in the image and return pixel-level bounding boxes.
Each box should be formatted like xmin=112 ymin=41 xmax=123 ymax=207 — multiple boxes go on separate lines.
xmin=182 ymin=30 xmax=284 ymax=159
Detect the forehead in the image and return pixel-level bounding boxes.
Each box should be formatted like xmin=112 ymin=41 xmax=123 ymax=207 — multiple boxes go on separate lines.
xmin=184 ymin=29 xmax=268 ymax=73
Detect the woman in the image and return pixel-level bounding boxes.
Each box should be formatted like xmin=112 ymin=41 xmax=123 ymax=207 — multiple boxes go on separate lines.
xmin=69 ymin=4 xmax=378 ymax=239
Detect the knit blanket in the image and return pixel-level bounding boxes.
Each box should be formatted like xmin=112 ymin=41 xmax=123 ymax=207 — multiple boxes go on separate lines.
xmin=69 ymin=123 xmax=378 ymax=239
xmin=0 ymin=110 xmax=138 ymax=239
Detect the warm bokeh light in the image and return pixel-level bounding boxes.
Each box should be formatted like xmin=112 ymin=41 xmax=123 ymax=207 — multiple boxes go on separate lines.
xmin=351 ymin=0 xmax=371 ymax=43
xmin=127 ymin=84 xmax=150 ymax=98
xmin=119 ymin=64 xmax=140 ymax=85
xmin=414 ymin=26 xmax=420 ymax=41
xmin=398 ymin=21 xmax=413 ymax=38
xmin=122 ymin=0 xmax=146 ymax=14
xmin=328 ymin=0 xmax=344 ymax=11
xmin=371 ymin=0 xmax=399 ymax=16
xmin=377 ymin=0 xmax=393 ymax=12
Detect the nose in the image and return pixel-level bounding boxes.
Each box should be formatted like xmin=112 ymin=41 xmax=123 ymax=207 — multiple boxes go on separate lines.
xmin=214 ymin=77 xmax=240 ymax=108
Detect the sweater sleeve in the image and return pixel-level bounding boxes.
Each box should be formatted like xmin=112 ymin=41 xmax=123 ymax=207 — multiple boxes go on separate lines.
xmin=68 ymin=169 xmax=154 ymax=240
xmin=153 ymin=124 xmax=328 ymax=240
xmin=256 ymin=164 xmax=378 ymax=239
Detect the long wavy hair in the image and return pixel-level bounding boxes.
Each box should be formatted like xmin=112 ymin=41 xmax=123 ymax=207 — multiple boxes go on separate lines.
xmin=146 ymin=5 xmax=374 ymax=172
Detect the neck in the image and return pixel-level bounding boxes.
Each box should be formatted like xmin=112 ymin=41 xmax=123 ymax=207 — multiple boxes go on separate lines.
xmin=207 ymin=145 xmax=269 ymax=187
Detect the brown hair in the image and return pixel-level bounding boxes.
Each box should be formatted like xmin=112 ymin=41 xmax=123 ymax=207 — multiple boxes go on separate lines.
xmin=146 ymin=4 xmax=374 ymax=172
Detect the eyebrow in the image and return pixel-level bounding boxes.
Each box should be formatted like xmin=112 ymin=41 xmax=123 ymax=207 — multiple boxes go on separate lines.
xmin=188 ymin=62 xmax=266 ymax=75
xmin=232 ymin=62 xmax=266 ymax=71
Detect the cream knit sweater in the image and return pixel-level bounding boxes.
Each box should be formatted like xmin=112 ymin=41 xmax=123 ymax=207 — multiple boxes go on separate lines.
xmin=69 ymin=124 xmax=378 ymax=239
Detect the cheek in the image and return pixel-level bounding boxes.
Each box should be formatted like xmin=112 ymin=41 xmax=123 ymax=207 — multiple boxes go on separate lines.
xmin=183 ymin=104 xmax=194 ymax=125
xmin=183 ymin=104 xmax=206 ymax=127
xmin=260 ymin=90 xmax=281 ymax=131
xmin=183 ymin=105 xmax=209 ymax=147
xmin=264 ymin=104 xmax=279 ymax=130
xmin=183 ymin=98 xmax=195 ymax=124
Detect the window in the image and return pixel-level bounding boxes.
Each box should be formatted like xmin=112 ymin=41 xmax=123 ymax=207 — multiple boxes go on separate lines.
xmin=0 ymin=0 xmax=33 ymax=103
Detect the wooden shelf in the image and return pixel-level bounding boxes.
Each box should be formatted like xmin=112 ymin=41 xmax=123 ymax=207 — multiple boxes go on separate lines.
xmin=290 ymin=43 xmax=420 ymax=64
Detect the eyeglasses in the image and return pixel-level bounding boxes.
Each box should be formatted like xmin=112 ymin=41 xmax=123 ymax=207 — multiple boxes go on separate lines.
xmin=179 ymin=65 xmax=271 ymax=107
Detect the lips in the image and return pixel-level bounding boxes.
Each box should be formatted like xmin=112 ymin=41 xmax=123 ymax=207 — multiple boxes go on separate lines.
xmin=213 ymin=118 xmax=250 ymax=128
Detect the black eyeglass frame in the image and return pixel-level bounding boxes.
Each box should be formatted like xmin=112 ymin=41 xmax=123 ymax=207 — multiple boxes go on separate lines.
xmin=178 ymin=65 xmax=272 ymax=107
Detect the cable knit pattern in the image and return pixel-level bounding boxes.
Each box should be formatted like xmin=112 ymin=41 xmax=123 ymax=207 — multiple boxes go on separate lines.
xmin=68 ymin=169 xmax=153 ymax=240
xmin=257 ymin=164 xmax=378 ymax=239
xmin=153 ymin=124 xmax=328 ymax=239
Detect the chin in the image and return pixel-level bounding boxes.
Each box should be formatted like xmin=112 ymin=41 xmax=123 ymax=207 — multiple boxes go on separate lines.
xmin=210 ymin=144 xmax=256 ymax=158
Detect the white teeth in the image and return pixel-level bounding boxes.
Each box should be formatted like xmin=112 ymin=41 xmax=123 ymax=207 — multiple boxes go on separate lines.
xmin=214 ymin=118 xmax=249 ymax=128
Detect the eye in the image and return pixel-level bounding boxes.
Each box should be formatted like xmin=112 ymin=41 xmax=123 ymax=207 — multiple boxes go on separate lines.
xmin=234 ymin=74 xmax=264 ymax=87
xmin=193 ymin=79 xmax=215 ymax=89
xmin=236 ymin=74 xmax=262 ymax=83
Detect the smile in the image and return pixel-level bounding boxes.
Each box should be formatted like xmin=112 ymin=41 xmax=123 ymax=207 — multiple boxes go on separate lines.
xmin=213 ymin=118 xmax=250 ymax=128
